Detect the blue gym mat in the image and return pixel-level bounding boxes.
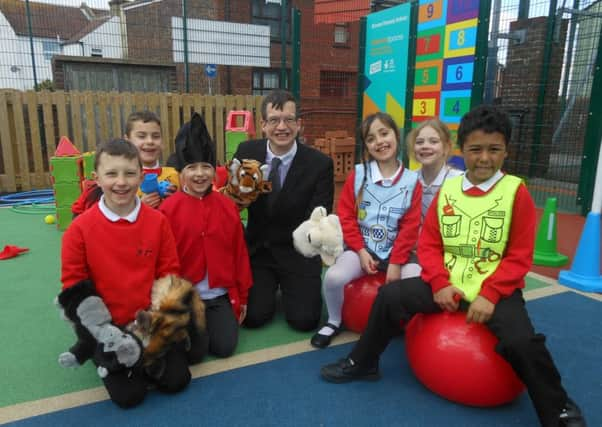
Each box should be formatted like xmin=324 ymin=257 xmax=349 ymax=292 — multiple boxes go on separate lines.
xmin=5 ymin=292 xmax=600 ymax=427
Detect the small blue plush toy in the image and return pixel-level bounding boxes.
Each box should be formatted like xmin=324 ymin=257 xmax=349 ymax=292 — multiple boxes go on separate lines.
xmin=140 ymin=173 xmax=171 ymax=198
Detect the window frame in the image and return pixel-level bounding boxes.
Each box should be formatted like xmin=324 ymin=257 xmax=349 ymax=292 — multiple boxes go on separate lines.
xmin=252 ymin=68 xmax=290 ymax=96
xmin=334 ymin=23 xmax=350 ymax=47
xmin=251 ymin=0 xmax=291 ymax=43
xmin=42 ymin=40 xmax=61 ymax=61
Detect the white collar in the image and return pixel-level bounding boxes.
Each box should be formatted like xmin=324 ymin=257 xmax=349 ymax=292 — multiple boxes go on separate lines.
xmin=369 ymin=160 xmax=402 ymax=187
xmin=143 ymin=161 xmax=160 ymax=170
xmin=419 ymin=165 xmax=451 ymax=187
xmin=462 ymin=170 xmax=504 ymax=192
xmin=266 ymin=140 xmax=297 ymax=165
xmin=98 ymin=195 xmax=141 ymax=222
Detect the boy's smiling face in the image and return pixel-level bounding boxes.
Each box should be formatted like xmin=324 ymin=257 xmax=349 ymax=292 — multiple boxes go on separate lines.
xmin=93 ymin=153 xmax=142 ymax=216
xmin=462 ymin=130 xmax=508 ymax=185
xmin=126 ymin=120 xmax=163 ymax=168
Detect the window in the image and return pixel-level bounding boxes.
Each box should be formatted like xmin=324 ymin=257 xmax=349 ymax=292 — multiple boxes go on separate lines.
xmin=252 ymin=69 xmax=289 ymax=95
xmin=42 ymin=40 xmax=61 ymax=61
xmin=320 ymin=71 xmax=356 ymax=98
xmin=334 ymin=23 xmax=349 ymax=45
xmin=252 ymin=0 xmax=290 ymax=42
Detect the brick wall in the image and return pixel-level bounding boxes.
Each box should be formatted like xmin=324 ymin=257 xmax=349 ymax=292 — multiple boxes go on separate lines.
xmin=499 ymin=16 xmax=567 ymax=177
xmin=126 ymin=0 xmax=219 ymax=93
xmin=121 ymin=0 xmax=361 ymax=144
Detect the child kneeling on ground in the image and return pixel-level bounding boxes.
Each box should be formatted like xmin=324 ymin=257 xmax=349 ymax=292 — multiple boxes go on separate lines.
xmin=58 ymin=139 xmax=202 ymax=408
xmin=160 ymin=113 xmax=253 ymax=358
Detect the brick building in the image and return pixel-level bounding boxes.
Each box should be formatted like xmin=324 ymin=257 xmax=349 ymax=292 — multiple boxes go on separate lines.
xmin=499 ymin=16 xmax=567 ymax=177
xmin=117 ymin=0 xmax=361 ymax=143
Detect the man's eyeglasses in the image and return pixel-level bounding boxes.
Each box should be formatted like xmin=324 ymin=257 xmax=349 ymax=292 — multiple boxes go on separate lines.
xmin=265 ymin=116 xmax=297 ymax=127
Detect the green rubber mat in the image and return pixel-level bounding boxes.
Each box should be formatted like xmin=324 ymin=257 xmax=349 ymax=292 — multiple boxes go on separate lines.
xmin=0 ymin=207 xmax=553 ymax=408
xmin=0 ymin=208 xmax=312 ymax=407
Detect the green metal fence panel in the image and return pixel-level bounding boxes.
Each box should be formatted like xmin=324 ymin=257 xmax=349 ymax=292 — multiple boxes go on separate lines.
xmin=482 ymin=0 xmax=602 ymax=214
xmin=3 ymin=0 xmax=602 ymax=207
xmin=578 ymin=15 xmax=602 ymax=214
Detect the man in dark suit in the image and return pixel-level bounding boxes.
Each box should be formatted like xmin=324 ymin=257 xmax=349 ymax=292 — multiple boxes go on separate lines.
xmin=234 ymin=90 xmax=334 ymax=331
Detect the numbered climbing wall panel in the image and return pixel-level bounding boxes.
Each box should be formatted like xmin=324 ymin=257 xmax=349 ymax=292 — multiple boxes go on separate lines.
xmin=411 ymin=0 xmax=480 ymax=147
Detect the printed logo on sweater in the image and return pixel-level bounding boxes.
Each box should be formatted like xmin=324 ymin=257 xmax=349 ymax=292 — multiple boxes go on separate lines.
xmin=137 ymin=248 xmax=154 ymax=257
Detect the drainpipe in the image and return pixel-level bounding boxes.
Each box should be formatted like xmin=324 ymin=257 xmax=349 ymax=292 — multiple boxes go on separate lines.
xmin=25 ymin=0 xmax=38 ymax=89
xmin=119 ymin=5 xmax=128 ymax=59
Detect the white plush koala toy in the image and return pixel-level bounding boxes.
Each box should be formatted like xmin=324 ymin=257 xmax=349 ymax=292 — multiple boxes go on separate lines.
xmin=292 ymin=206 xmax=344 ymax=266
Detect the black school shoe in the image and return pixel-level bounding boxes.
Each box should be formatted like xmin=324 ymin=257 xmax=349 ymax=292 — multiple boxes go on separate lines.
xmin=310 ymin=323 xmax=341 ymax=349
xmin=320 ymin=357 xmax=380 ymax=383
xmin=558 ymin=398 xmax=587 ymax=427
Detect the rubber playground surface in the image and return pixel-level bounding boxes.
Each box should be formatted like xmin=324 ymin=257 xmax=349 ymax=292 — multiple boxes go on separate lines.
xmin=1 ymin=206 xmax=601 ymax=426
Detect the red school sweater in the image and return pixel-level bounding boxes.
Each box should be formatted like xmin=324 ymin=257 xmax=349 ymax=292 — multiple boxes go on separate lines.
xmin=61 ymin=203 xmax=180 ymax=325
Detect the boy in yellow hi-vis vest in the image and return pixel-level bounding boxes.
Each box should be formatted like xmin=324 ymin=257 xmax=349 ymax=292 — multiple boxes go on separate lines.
xmin=320 ymin=105 xmax=586 ymax=427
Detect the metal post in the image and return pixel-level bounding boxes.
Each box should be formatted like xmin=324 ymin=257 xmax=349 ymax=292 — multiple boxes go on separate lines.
xmin=182 ymin=0 xmax=190 ymax=93
xmin=25 ymin=0 xmax=38 ymax=89
xmin=225 ymin=0 xmax=231 ymax=94
xmin=559 ymin=0 xmax=580 ymax=110
xmin=591 ymin=138 xmax=602 ymax=214
xmin=577 ymin=20 xmax=602 ymax=215
xmin=291 ymin=7 xmax=301 ymax=102
xmin=355 ymin=17 xmax=367 ymax=163
xmin=280 ymin=0 xmax=288 ymax=89
xmin=518 ymin=0 xmax=530 ymax=20
xmin=470 ymin=1 xmax=492 ymax=108
xmin=484 ymin=0 xmax=501 ymax=103
xmin=403 ymin=0 xmax=419 ymax=156
xmin=529 ymin=0 xmax=558 ymax=177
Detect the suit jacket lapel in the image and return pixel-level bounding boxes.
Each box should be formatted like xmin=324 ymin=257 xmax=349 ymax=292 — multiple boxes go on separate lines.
xmin=254 ymin=139 xmax=268 ymax=163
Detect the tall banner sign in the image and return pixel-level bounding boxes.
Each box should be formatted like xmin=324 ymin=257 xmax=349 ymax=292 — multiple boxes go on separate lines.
xmin=411 ymin=0 xmax=480 ymax=164
xmin=362 ymin=3 xmax=411 ymax=129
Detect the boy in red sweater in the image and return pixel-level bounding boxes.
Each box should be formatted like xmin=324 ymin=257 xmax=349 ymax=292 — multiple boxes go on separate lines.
xmin=71 ymin=111 xmax=179 ymax=215
xmin=320 ymin=105 xmax=586 ymax=427
xmin=58 ymin=139 xmax=196 ymax=408
xmin=160 ymin=113 xmax=253 ymax=358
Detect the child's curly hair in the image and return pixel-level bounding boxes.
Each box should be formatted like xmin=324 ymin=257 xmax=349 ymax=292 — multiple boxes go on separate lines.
xmin=457 ymin=105 xmax=512 ymax=149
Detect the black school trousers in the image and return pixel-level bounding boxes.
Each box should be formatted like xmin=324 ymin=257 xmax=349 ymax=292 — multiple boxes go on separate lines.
xmin=349 ymin=277 xmax=569 ymax=427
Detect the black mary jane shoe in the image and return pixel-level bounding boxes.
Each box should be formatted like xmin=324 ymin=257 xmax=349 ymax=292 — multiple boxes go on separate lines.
xmin=310 ymin=323 xmax=341 ymax=349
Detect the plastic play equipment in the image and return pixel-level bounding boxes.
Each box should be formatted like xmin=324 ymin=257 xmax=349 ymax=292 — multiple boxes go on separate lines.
xmin=50 ymin=137 xmax=83 ymax=230
xmin=533 ymin=197 xmax=569 ymax=267
xmin=559 ymin=138 xmax=602 ymax=292
xmin=0 ymin=190 xmax=54 ymax=206
xmin=225 ymin=110 xmax=255 ymax=161
xmin=225 ymin=110 xmax=256 ymax=222
xmin=405 ymin=311 xmax=524 ymax=407
xmin=341 ymin=272 xmax=387 ymax=333
xmin=0 ymin=190 xmax=55 ymax=215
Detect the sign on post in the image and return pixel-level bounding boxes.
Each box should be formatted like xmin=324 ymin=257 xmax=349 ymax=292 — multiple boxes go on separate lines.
xmin=362 ymin=3 xmax=411 ymax=130
xmin=205 ymin=64 xmax=217 ymax=78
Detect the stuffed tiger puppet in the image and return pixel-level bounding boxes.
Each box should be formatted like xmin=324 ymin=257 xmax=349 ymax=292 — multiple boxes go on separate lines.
xmin=132 ymin=275 xmax=206 ymax=368
xmin=219 ymin=158 xmax=272 ymax=208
